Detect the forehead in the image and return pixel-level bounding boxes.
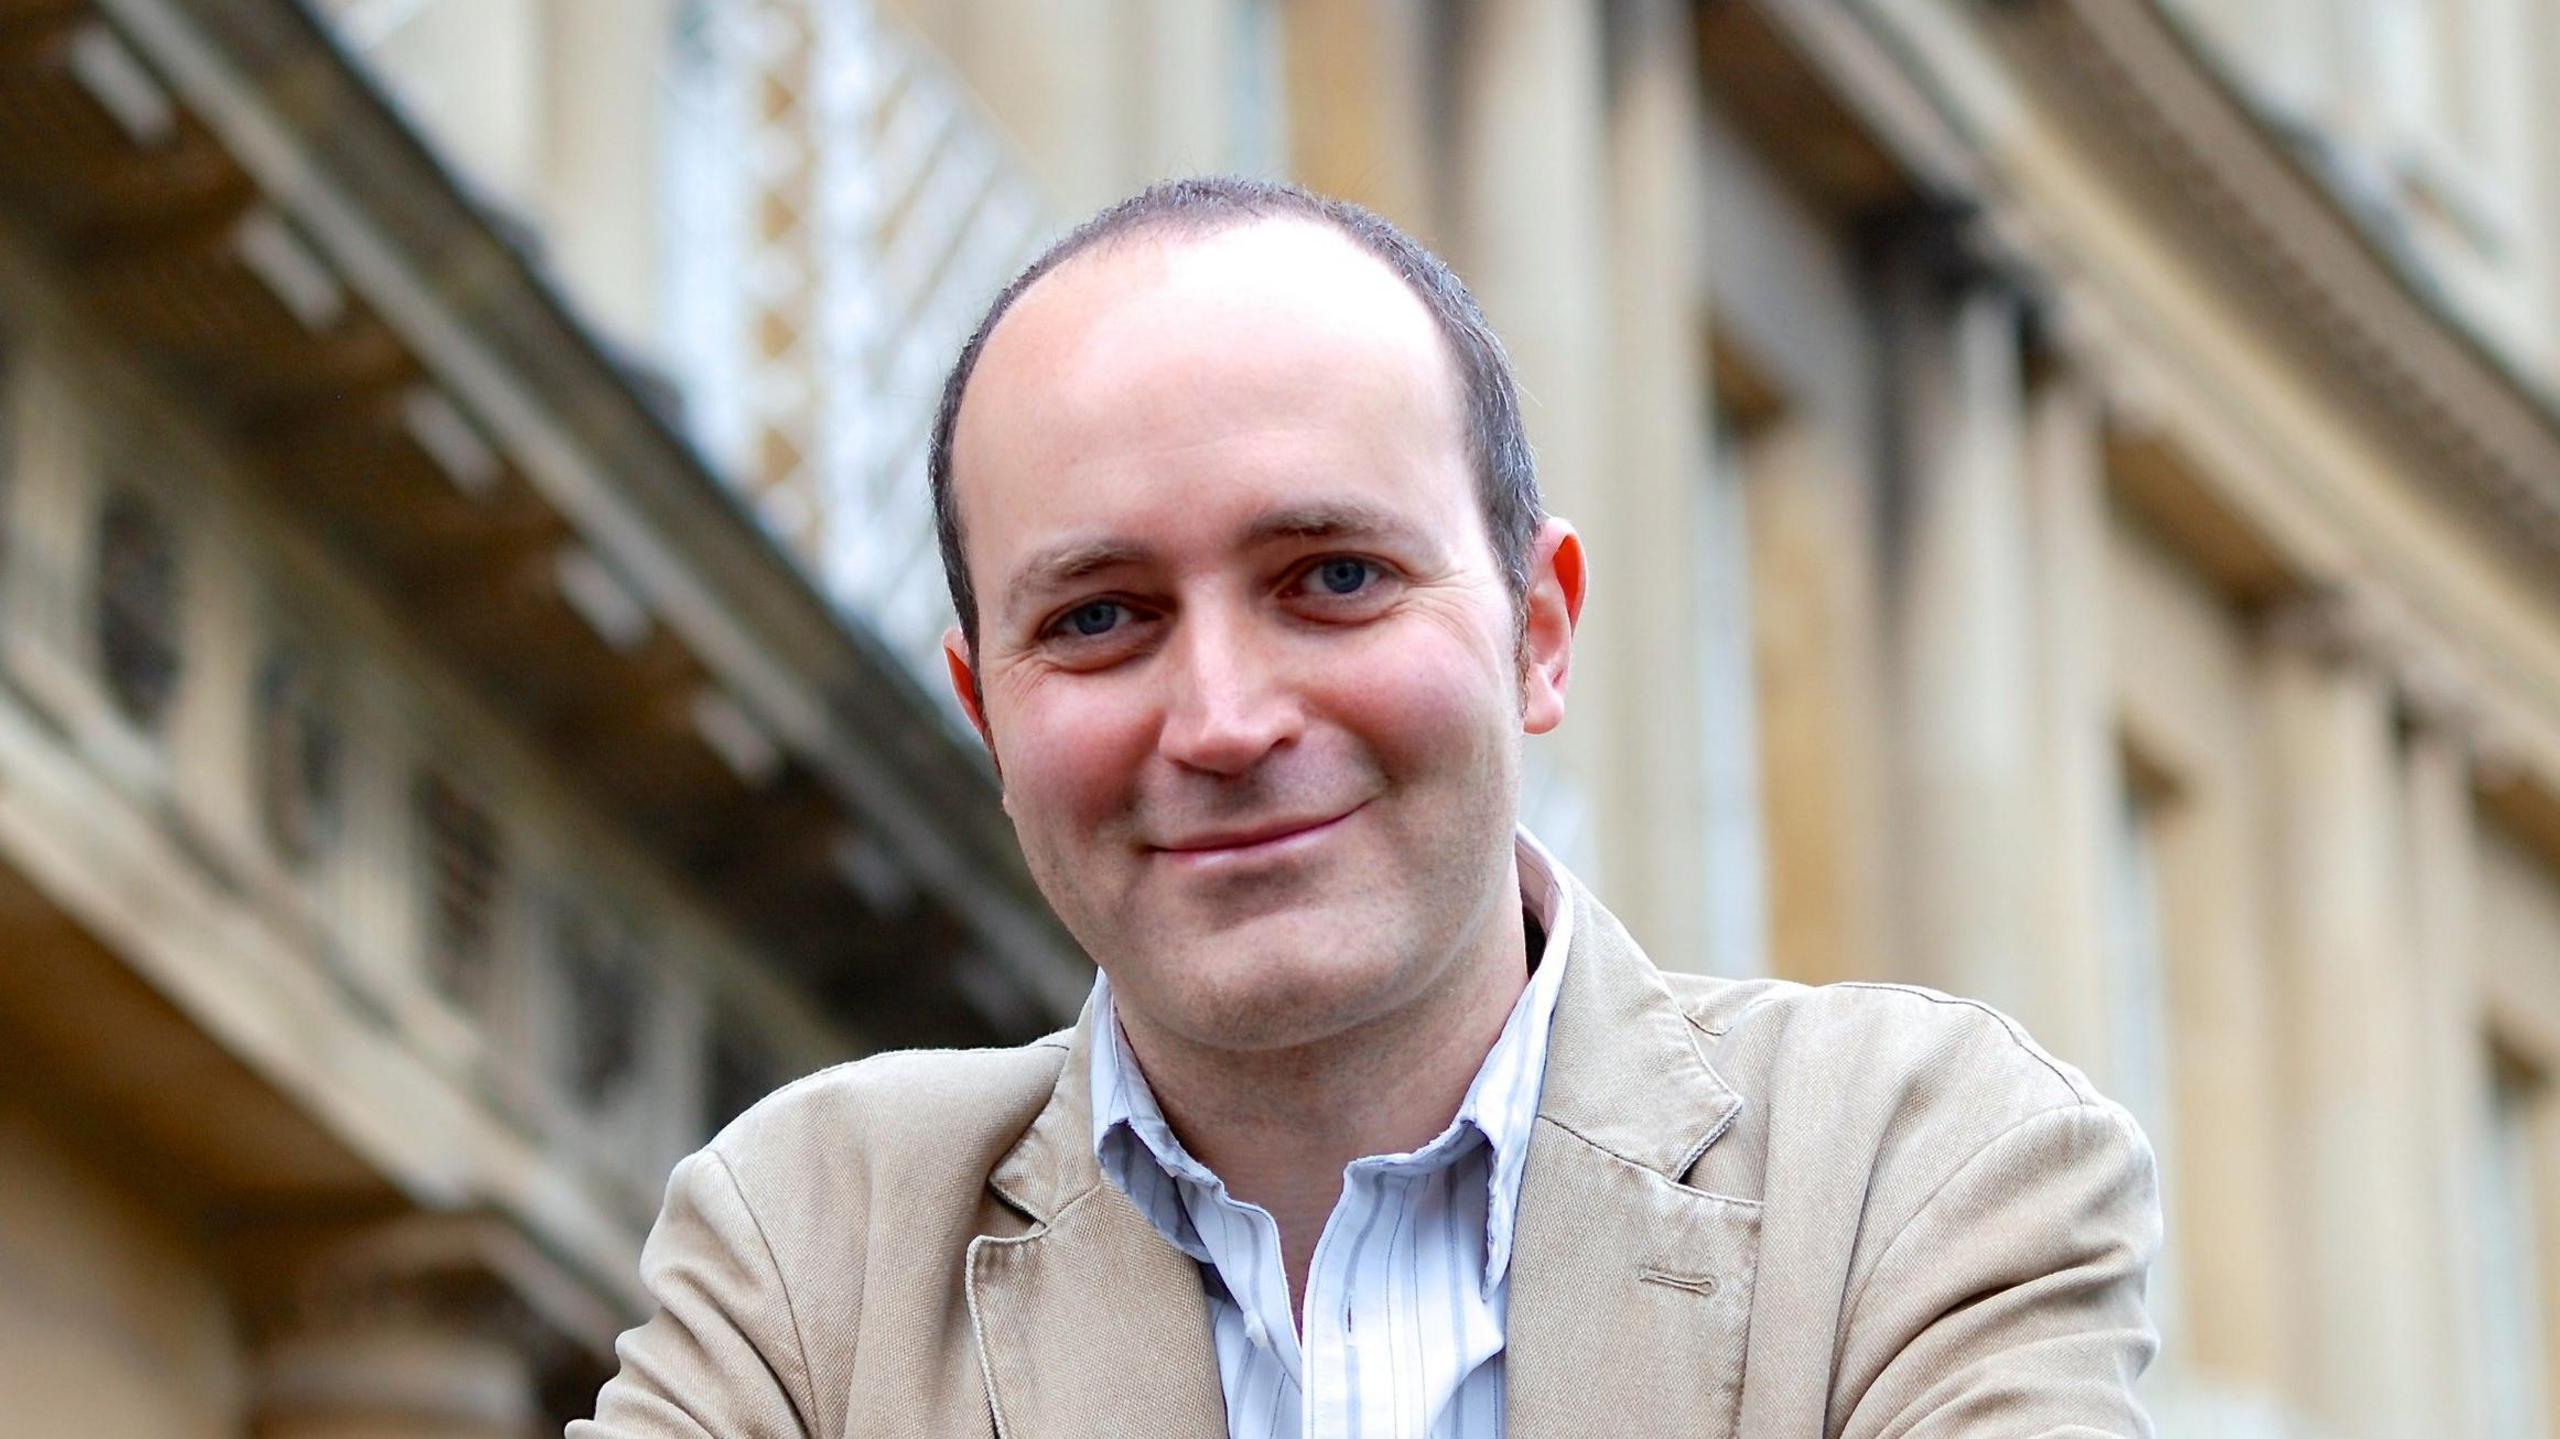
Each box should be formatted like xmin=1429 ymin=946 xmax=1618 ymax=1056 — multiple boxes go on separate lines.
xmin=948 ymin=219 xmax=1475 ymax=584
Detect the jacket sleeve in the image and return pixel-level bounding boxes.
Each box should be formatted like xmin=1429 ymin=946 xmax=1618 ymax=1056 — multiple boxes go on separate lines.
xmin=568 ymin=1146 xmax=818 ymax=1439
xmin=1830 ymin=1100 xmax=2162 ymax=1439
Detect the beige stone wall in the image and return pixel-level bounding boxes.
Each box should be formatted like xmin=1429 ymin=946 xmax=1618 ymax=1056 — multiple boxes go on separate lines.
xmin=0 ymin=1092 xmax=245 ymax=1439
xmin=0 ymin=204 xmax=864 ymax=1430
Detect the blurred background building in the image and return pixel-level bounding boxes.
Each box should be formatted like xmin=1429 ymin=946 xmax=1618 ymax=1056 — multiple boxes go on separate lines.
xmin=0 ymin=0 xmax=2556 ymax=1435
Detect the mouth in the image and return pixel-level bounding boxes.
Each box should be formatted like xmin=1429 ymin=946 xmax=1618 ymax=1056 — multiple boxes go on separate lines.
xmin=1148 ymin=804 xmax=1366 ymax=871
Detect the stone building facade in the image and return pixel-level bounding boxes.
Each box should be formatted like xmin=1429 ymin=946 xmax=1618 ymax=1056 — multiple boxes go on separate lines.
xmin=0 ymin=0 xmax=1082 ymax=1432
xmin=6 ymin=1 xmax=2560 ymax=1437
xmin=705 ymin=8 xmax=2560 ymax=1429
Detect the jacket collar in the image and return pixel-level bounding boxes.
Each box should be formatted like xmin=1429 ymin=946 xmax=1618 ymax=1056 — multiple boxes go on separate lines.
xmin=968 ymin=865 xmax=1756 ymax=1437
xmin=1501 ymin=872 xmax=1759 ymax=1435
xmin=1525 ymin=870 xmax=1743 ymax=1176
xmin=986 ymin=1003 xmax=1105 ymax=1226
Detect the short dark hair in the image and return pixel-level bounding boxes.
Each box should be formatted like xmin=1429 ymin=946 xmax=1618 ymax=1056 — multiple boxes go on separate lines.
xmin=928 ymin=174 xmax=1541 ymax=657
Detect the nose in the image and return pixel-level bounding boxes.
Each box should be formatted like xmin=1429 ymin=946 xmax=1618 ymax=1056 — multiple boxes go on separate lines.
xmin=1156 ymin=602 xmax=1298 ymax=777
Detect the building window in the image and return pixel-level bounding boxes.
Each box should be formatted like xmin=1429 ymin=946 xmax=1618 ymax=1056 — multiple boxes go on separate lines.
xmin=2368 ymin=0 xmax=2516 ymax=165
xmin=93 ymin=486 xmax=182 ymax=730
xmin=553 ymin=895 xmax=646 ymax=1109
xmin=2479 ymin=1048 xmax=2552 ymax=1439
xmin=2362 ymin=0 xmax=2536 ymax=299
xmin=255 ymin=645 xmax=341 ymax=868
xmin=414 ymin=769 xmax=503 ymax=1010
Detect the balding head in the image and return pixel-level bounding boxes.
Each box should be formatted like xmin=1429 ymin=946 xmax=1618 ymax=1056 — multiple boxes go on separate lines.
xmin=928 ymin=176 xmax=1539 ymax=660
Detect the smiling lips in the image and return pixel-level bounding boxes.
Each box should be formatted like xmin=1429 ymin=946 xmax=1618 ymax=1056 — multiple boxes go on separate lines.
xmin=1149 ymin=804 xmax=1364 ymax=868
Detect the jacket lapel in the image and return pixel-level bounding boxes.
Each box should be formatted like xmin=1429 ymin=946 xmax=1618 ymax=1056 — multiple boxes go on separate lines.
xmin=1505 ymin=877 xmax=1762 ymax=1437
xmin=966 ymin=1014 xmax=1228 ymax=1437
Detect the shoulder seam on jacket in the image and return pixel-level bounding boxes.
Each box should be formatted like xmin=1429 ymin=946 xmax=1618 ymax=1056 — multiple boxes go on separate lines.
xmin=702 ymin=1145 xmax=824 ymax=1431
xmin=1829 ymin=982 xmax=2090 ymax=1105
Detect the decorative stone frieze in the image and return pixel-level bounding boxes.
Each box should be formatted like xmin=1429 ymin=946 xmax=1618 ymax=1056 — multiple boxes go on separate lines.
xmin=1999 ymin=0 xmax=2560 ymax=586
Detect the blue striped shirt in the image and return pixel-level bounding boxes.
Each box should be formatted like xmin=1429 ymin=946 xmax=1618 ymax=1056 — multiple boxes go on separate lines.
xmin=1090 ymin=831 xmax=1575 ymax=1439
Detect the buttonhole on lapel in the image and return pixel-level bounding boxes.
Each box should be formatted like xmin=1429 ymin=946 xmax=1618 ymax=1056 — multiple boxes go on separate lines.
xmin=1639 ymin=1266 xmax=1718 ymax=1297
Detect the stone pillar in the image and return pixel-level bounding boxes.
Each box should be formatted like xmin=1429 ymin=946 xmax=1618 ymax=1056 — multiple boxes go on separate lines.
xmin=2260 ymin=596 xmax=2437 ymax=1439
xmin=1745 ymin=415 xmax=1893 ymax=987
xmin=541 ymin=0 xmax=678 ymax=348
xmin=1601 ymin=0 xmax=1716 ymax=972
xmin=950 ymin=0 xmax=1128 ymax=215
xmin=1282 ymin=0 xmax=1438 ymax=237
xmin=2399 ymin=696 xmax=2492 ymax=1435
xmin=2021 ymin=368 xmax=2116 ymax=1071
xmin=1886 ymin=261 xmax=2043 ymax=1020
xmin=1126 ymin=0 xmax=1240 ymax=180
xmin=231 ymin=1214 xmax=619 ymax=1439
xmin=2140 ymin=677 xmax=2291 ymax=1393
xmin=360 ymin=0 xmax=545 ymax=213
xmin=1447 ymin=0 xmax=1616 ymax=890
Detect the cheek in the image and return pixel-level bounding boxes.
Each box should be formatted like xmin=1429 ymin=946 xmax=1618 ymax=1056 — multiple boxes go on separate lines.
xmin=991 ymin=677 xmax=1156 ymax=833
xmin=1310 ymin=613 xmax=1518 ymax=768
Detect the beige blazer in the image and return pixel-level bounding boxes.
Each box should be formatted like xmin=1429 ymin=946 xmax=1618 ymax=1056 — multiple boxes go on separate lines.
xmin=576 ymin=874 xmax=2158 ymax=1438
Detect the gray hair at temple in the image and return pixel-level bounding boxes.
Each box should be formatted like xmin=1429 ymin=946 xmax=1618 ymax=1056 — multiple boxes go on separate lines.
xmin=926 ymin=174 xmax=1543 ymax=658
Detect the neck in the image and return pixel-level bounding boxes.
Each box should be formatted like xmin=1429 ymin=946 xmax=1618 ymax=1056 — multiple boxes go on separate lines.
xmin=1112 ymin=892 xmax=1532 ymax=1324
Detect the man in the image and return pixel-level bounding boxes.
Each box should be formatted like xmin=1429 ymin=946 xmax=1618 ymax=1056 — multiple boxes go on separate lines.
xmin=577 ymin=176 xmax=2157 ymax=1438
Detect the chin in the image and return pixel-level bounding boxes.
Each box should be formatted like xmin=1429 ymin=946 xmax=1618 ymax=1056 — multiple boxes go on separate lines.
xmin=1132 ymin=909 xmax=1428 ymax=1053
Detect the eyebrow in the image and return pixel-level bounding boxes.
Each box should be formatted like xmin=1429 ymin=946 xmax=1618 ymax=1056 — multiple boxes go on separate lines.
xmin=999 ymin=500 xmax=1438 ymax=623
xmin=1003 ymin=538 xmax=1152 ymax=619
xmin=1238 ymin=500 xmax=1430 ymax=551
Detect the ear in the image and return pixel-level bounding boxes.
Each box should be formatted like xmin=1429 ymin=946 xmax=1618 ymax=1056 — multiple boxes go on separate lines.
xmin=942 ymin=625 xmax=1000 ymax=774
xmin=1520 ymin=518 xmax=1584 ymax=736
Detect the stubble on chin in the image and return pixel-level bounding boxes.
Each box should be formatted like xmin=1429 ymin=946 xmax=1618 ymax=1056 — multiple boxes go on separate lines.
xmin=1120 ymin=774 xmax=1521 ymax=1063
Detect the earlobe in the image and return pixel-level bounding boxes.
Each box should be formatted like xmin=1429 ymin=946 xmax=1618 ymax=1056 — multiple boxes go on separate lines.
xmin=942 ymin=626 xmax=1000 ymax=774
xmin=1521 ymin=520 xmax=1584 ymax=736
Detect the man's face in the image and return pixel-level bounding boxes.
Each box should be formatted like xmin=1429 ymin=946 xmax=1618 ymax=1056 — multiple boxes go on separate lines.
xmin=945 ymin=220 xmax=1578 ymax=1056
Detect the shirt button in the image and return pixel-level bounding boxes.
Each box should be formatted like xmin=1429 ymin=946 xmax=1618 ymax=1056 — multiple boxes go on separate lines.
xmin=1243 ymin=1311 xmax=1269 ymax=1349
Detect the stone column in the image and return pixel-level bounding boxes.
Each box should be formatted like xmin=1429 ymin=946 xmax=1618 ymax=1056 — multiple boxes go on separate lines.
xmin=1126 ymin=0 xmax=1241 ymax=179
xmin=1744 ymin=415 xmax=1893 ymax=987
xmin=1601 ymin=0 xmax=1716 ymax=972
xmin=950 ymin=0 xmax=1127 ymax=215
xmin=1282 ymin=0 xmax=1437 ymax=236
xmin=2399 ymin=693 xmax=2492 ymax=1435
xmin=2021 ymin=368 xmax=2116 ymax=1071
xmin=2260 ymin=596 xmax=2437 ymax=1439
xmin=1886 ymin=260 xmax=2043 ymax=1021
xmin=231 ymin=1214 xmax=619 ymax=1439
xmin=541 ymin=0 xmax=678 ymax=348
xmin=2140 ymin=673 xmax=2291 ymax=1393
xmin=1448 ymin=0 xmax=1617 ymax=891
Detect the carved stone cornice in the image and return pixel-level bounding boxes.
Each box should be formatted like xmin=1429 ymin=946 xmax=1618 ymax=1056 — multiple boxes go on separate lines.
xmin=225 ymin=1210 xmax=623 ymax=1358
xmin=1993 ymin=0 xmax=2560 ymax=586
xmin=225 ymin=1211 xmax=622 ymax=1436
xmin=2261 ymin=584 xmax=2539 ymax=783
xmin=2262 ymin=586 xmax=2401 ymax=675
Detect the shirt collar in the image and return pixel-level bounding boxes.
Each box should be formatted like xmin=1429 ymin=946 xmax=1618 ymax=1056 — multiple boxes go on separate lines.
xmin=1090 ymin=827 xmax=1578 ymax=1289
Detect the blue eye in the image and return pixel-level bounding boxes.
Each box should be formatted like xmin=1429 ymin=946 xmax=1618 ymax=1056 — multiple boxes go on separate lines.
xmin=1062 ymin=601 xmax=1122 ymax=637
xmin=1313 ymin=558 xmax=1374 ymax=596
